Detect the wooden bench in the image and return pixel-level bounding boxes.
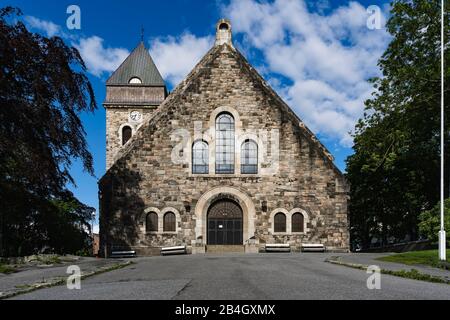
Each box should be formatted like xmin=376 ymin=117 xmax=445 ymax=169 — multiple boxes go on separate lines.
xmin=160 ymin=245 xmax=187 ymax=256
xmin=265 ymin=243 xmax=291 ymax=253
xmin=301 ymin=244 xmax=325 ymax=252
xmin=110 ymin=250 xmax=136 ymax=258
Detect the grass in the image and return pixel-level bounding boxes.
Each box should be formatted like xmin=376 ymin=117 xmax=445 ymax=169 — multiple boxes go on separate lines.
xmin=376 ymin=249 xmax=450 ymax=269
xmin=0 ymin=264 xmax=17 ymax=274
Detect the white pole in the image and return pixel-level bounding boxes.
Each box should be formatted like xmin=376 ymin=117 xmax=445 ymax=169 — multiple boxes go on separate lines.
xmin=439 ymin=0 xmax=447 ymax=261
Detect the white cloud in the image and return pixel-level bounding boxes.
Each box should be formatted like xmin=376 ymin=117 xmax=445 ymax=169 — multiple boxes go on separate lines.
xmin=92 ymin=224 xmax=99 ymax=234
xmin=224 ymin=0 xmax=390 ymax=147
xmin=24 ymin=16 xmax=61 ymax=37
xmin=149 ymin=33 xmax=214 ymax=86
xmin=75 ymin=36 xmax=129 ymax=77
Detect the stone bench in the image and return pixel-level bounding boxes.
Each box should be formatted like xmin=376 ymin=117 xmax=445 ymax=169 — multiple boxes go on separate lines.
xmin=110 ymin=250 xmax=136 ymax=258
xmin=160 ymin=245 xmax=187 ymax=256
xmin=301 ymin=243 xmax=325 ymax=252
xmin=265 ymin=243 xmax=291 ymax=253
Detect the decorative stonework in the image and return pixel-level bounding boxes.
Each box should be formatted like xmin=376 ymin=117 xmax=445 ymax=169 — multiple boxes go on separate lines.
xmin=99 ymin=19 xmax=350 ymax=256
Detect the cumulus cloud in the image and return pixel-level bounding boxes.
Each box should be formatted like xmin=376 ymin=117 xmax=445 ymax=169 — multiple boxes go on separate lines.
xmin=224 ymin=0 xmax=390 ymax=147
xmin=75 ymin=36 xmax=129 ymax=77
xmin=149 ymin=33 xmax=214 ymax=86
xmin=24 ymin=16 xmax=61 ymax=37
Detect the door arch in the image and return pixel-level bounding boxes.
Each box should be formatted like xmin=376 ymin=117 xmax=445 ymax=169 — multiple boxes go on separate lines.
xmin=207 ymin=199 xmax=243 ymax=245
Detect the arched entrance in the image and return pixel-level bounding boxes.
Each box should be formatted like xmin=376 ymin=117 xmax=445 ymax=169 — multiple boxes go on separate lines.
xmin=207 ymin=199 xmax=243 ymax=245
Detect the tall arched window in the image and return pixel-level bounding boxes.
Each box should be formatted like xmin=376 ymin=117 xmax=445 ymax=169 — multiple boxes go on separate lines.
xmin=163 ymin=212 xmax=176 ymax=232
xmin=192 ymin=140 xmax=209 ymax=174
xmin=122 ymin=126 xmax=132 ymax=145
xmin=274 ymin=213 xmax=286 ymax=233
xmin=292 ymin=213 xmax=304 ymax=233
xmin=241 ymin=139 xmax=258 ymax=174
xmin=216 ymin=113 xmax=235 ymax=174
xmin=146 ymin=212 xmax=158 ymax=232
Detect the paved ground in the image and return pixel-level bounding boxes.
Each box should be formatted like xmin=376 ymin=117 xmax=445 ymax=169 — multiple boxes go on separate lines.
xmin=0 ymin=257 xmax=129 ymax=298
xmin=7 ymin=253 xmax=450 ymax=300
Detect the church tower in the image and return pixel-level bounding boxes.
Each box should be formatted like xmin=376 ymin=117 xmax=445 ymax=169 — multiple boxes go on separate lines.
xmin=103 ymin=41 xmax=167 ymax=169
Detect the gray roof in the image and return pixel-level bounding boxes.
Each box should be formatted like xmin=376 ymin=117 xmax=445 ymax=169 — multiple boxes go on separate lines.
xmin=106 ymin=42 xmax=165 ymax=86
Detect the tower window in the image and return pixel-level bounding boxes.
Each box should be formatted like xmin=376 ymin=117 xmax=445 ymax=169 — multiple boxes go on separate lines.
xmin=215 ymin=113 xmax=235 ymax=174
xmin=122 ymin=126 xmax=132 ymax=145
xmin=219 ymin=23 xmax=229 ymax=30
xmin=129 ymin=77 xmax=142 ymax=84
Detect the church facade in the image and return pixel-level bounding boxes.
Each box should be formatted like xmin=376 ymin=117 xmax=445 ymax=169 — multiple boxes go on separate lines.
xmin=99 ymin=20 xmax=349 ymax=256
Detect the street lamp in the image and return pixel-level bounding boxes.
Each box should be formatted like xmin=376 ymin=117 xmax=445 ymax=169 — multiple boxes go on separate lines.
xmin=439 ymin=0 xmax=446 ymax=261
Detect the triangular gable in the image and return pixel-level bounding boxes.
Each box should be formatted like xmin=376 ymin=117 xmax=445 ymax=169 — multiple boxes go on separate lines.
xmin=104 ymin=43 xmax=343 ymax=179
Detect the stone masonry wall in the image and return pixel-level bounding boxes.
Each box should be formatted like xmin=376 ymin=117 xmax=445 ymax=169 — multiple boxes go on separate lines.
xmin=99 ymin=44 xmax=349 ymax=254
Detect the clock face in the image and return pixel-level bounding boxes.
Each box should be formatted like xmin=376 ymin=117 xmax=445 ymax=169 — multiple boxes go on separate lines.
xmin=130 ymin=111 xmax=142 ymax=122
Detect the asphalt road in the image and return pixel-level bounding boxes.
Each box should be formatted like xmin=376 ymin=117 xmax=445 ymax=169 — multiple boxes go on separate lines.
xmin=10 ymin=253 xmax=450 ymax=300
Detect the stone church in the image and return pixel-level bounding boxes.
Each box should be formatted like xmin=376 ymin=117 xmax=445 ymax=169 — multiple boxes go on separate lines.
xmin=99 ymin=19 xmax=349 ymax=256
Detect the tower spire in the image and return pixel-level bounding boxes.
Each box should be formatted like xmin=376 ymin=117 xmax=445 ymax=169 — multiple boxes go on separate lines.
xmin=140 ymin=25 xmax=144 ymax=42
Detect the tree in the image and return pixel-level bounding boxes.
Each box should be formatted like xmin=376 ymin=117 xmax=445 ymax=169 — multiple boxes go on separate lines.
xmin=0 ymin=7 xmax=97 ymax=256
xmin=346 ymin=0 xmax=450 ymax=249
xmin=418 ymin=199 xmax=450 ymax=242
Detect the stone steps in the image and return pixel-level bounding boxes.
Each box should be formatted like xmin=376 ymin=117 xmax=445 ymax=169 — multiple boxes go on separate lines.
xmin=206 ymin=245 xmax=245 ymax=253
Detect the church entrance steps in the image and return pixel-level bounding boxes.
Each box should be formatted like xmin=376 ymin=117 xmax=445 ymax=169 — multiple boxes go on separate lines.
xmin=206 ymin=245 xmax=245 ymax=254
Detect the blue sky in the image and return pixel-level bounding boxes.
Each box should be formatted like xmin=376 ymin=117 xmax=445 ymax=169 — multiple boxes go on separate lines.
xmin=5 ymin=0 xmax=391 ymax=230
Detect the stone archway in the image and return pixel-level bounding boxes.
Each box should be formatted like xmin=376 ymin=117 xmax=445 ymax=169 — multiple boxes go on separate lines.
xmin=194 ymin=187 xmax=256 ymax=247
xmin=207 ymin=199 xmax=243 ymax=245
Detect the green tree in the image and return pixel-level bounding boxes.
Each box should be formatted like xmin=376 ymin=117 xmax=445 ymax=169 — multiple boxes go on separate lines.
xmin=0 ymin=7 xmax=96 ymax=256
xmin=346 ymin=0 xmax=450 ymax=249
xmin=418 ymin=199 xmax=450 ymax=242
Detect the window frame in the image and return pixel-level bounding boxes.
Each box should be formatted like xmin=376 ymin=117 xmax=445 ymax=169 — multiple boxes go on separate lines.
xmin=215 ymin=113 xmax=235 ymax=174
xmin=291 ymin=212 xmax=305 ymax=233
xmin=192 ymin=140 xmax=209 ymax=174
xmin=145 ymin=212 xmax=158 ymax=232
xmin=274 ymin=212 xmax=287 ymax=233
xmin=163 ymin=212 xmax=176 ymax=232
xmin=241 ymin=139 xmax=258 ymax=174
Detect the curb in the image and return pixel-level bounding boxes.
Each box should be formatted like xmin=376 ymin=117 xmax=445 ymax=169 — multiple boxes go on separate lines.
xmin=0 ymin=260 xmax=133 ymax=300
xmin=326 ymin=256 xmax=450 ymax=285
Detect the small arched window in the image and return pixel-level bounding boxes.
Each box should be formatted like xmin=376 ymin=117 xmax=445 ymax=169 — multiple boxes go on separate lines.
xmin=292 ymin=213 xmax=304 ymax=233
xmin=129 ymin=77 xmax=142 ymax=84
xmin=216 ymin=113 xmax=235 ymax=174
xmin=146 ymin=212 xmax=158 ymax=232
xmin=274 ymin=213 xmax=286 ymax=233
xmin=241 ymin=139 xmax=258 ymax=174
xmin=163 ymin=212 xmax=176 ymax=232
xmin=192 ymin=140 xmax=209 ymax=174
xmin=122 ymin=126 xmax=132 ymax=145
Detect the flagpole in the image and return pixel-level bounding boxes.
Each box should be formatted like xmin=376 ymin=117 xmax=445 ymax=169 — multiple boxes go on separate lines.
xmin=439 ymin=0 xmax=447 ymax=261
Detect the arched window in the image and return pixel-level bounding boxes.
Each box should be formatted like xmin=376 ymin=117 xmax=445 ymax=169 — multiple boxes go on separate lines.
xmin=192 ymin=140 xmax=209 ymax=174
xmin=146 ymin=212 xmax=158 ymax=232
xmin=274 ymin=213 xmax=286 ymax=233
xmin=122 ymin=126 xmax=132 ymax=145
xmin=129 ymin=77 xmax=142 ymax=84
xmin=216 ymin=113 xmax=235 ymax=174
xmin=241 ymin=139 xmax=258 ymax=174
xmin=292 ymin=213 xmax=304 ymax=233
xmin=163 ymin=212 xmax=176 ymax=232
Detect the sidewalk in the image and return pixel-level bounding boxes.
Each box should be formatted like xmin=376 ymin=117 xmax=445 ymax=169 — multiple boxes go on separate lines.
xmin=326 ymin=253 xmax=450 ymax=284
xmin=0 ymin=257 xmax=131 ymax=299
